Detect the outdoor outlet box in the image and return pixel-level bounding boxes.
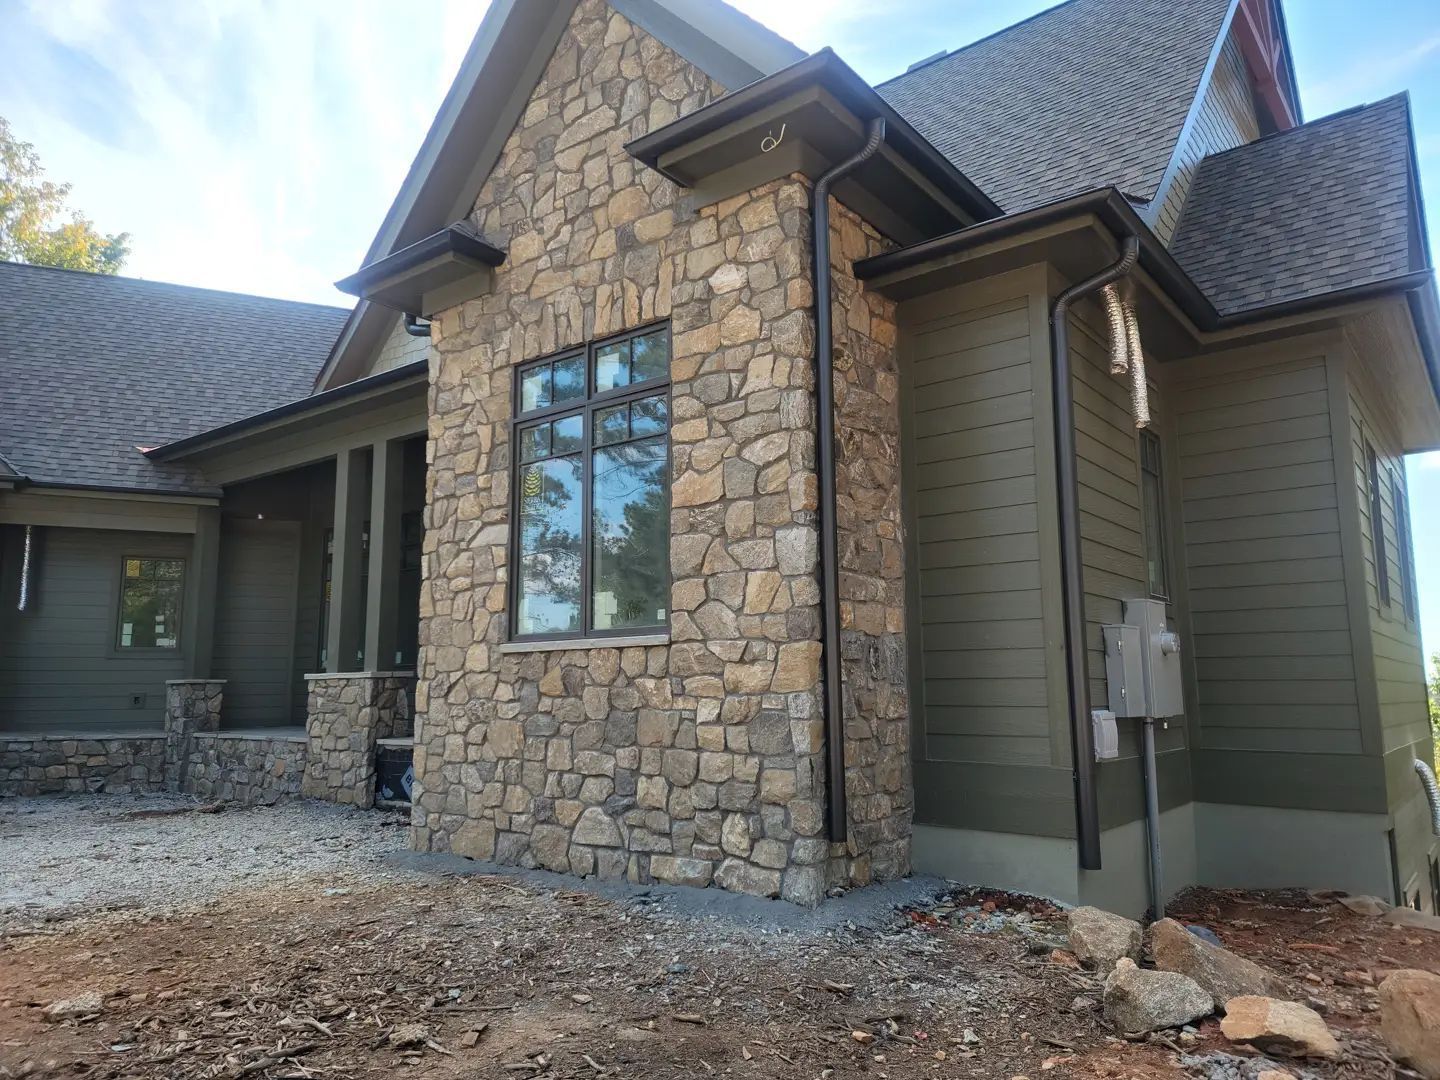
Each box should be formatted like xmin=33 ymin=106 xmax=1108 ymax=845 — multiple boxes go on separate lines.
xmin=1103 ymin=624 xmax=1146 ymax=717
xmin=1091 ymin=709 xmax=1119 ymax=761
xmin=1124 ymin=597 xmax=1184 ymax=718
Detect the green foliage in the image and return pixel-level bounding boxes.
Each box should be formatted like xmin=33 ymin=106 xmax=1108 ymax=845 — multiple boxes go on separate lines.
xmin=1 ymin=117 xmax=129 ymax=273
xmin=1429 ymin=652 xmax=1440 ymax=752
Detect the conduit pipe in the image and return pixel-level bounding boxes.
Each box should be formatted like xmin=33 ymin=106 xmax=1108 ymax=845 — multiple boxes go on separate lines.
xmin=1049 ymin=233 xmax=1140 ymax=870
xmin=815 ymin=116 xmax=886 ymax=843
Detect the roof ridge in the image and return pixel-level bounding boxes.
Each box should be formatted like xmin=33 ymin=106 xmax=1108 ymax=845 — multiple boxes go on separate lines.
xmin=0 ymin=259 xmax=352 ymax=314
xmin=873 ymin=0 xmax=1082 ymax=87
xmin=1191 ymin=92 xmax=1411 ymax=166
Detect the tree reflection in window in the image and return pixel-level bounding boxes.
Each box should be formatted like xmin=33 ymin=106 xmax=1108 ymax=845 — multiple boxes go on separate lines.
xmin=512 ymin=326 xmax=670 ymax=640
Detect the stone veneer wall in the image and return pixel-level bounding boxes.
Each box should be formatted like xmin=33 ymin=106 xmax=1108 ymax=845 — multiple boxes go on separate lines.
xmin=827 ymin=203 xmax=911 ymax=885
xmin=302 ymin=674 xmax=415 ymax=806
xmin=414 ymin=0 xmax=858 ymax=902
xmin=164 ymin=679 xmax=224 ymax=785
xmin=184 ymin=733 xmax=306 ymax=805
xmin=0 ymin=735 xmax=167 ymax=797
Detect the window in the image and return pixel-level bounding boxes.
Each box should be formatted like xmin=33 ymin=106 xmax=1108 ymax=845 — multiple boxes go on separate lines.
xmin=1366 ymin=443 xmax=1390 ymax=606
xmin=116 ymin=557 xmax=184 ymax=649
xmin=1138 ymin=429 xmax=1170 ymax=600
xmin=1392 ymin=468 xmax=1417 ymax=621
xmin=512 ymin=324 xmax=670 ymax=640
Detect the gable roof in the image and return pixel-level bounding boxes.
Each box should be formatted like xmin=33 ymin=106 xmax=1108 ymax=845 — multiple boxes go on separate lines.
xmin=314 ymin=0 xmax=804 ymax=392
xmin=0 ymin=262 xmax=349 ymax=496
xmin=1171 ymin=94 xmax=1426 ymax=315
xmin=876 ymin=0 xmax=1234 ymax=213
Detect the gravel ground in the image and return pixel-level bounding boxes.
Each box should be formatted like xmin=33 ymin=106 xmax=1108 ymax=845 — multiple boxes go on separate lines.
xmin=0 ymin=793 xmax=410 ymax=924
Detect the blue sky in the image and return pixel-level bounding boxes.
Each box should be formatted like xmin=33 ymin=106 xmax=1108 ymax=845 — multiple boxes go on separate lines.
xmin=1 ymin=0 xmax=1437 ymax=661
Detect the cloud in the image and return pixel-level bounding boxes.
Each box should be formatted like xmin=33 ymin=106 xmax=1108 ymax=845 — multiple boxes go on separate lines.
xmin=1303 ymin=33 xmax=1440 ymax=116
xmin=2 ymin=0 xmax=486 ymax=306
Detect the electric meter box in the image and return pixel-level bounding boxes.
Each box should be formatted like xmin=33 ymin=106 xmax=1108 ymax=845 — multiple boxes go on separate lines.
xmin=1103 ymin=599 xmax=1185 ymax=719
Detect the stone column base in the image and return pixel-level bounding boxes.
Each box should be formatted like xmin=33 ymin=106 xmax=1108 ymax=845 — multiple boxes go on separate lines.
xmin=163 ymin=679 xmax=224 ymax=790
xmin=301 ymin=671 xmax=415 ymax=806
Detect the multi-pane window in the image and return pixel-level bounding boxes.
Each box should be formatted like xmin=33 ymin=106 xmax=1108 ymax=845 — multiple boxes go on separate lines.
xmin=1138 ymin=429 xmax=1170 ymax=600
xmin=1392 ymin=468 xmax=1417 ymax=621
xmin=116 ymin=557 xmax=184 ymax=649
xmin=1366 ymin=443 xmax=1390 ymax=606
xmin=512 ymin=325 xmax=670 ymax=640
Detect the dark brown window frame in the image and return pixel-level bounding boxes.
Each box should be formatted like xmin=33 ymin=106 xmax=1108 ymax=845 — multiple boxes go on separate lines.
xmin=507 ymin=322 xmax=672 ymax=643
xmin=113 ymin=554 xmax=186 ymax=652
xmin=1391 ymin=466 xmax=1417 ymax=622
xmin=1366 ymin=442 xmax=1391 ymax=608
xmin=1138 ymin=427 xmax=1170 ymax=601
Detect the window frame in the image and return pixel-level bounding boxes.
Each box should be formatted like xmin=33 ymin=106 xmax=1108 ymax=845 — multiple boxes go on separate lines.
xmin=1137 ymin=428 xmax=1171 ymax=602
xmin=1366 ymin=442 xmax=1391 ymax=608
xmin=1391 ymin=466 xmax=1418 ymax=623
xmin=507 ymin=322 xmax=672 ymax=643
xmin=113 ymin=555 xmax=186 ymax=652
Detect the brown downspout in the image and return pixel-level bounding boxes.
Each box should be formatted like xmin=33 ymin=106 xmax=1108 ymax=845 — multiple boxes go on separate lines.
xmin=815 ymin=117 xmax=886 ymax=842
xmin=1048 ymin=233 xmax=1140 ymax=870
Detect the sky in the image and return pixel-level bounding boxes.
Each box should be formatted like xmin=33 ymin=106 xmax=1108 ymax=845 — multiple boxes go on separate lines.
xmin=1 ymin=0 xmax=1438 ymax=661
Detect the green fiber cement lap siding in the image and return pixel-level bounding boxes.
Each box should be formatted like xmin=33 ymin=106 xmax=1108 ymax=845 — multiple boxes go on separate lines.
xmin=0 ymin=525 xmax=191 ymax=732
xmin=212 ymin=518 xmax=302 ymax=727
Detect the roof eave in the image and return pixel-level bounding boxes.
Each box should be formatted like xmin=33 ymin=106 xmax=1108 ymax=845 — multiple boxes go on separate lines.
xmin=335 ymin=225 xmax=506 ymax=317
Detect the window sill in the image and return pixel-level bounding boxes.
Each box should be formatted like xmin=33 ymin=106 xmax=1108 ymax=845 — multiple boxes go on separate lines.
xmin=499 ymin=632 xmax=669 ymax=654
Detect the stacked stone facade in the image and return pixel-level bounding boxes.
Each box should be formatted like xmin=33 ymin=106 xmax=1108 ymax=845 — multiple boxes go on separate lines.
xmin=184 ymin=732 xmax=306 ymax=805
xmin=163 ymin=678 xmax=224 ymax=787
xmin=0 ymin=735 xmax=166 ymax=796
xmin=302 ymin=674 xmax=415 ymax=806
xmin=412 ymin=0 xmax=912 ymax=902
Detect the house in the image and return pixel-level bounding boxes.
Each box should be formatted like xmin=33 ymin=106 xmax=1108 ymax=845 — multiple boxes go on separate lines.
xmin=2 ymin=0 xmax=1437 ymax=917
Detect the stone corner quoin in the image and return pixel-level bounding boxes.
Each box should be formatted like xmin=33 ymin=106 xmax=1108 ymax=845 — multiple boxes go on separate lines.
xmin=410 ymin=0 xmax=911 ymax=903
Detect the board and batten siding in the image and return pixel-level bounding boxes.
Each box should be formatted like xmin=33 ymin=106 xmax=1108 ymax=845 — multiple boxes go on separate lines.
xmin=0 ymin=526 xmax=190 ymax=732
xmin=1171 ymin=340 xmax=1384 ymax=811
xmin=900 ymin=268 xmax=1079 ymax=836
xmin=1152 ymin=35 xmax=1262 ymax=245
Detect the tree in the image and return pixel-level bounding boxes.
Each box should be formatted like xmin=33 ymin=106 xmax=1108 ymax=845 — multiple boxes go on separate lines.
xmin=1429 ymin=652 xmax=1440 ymax=742
xmin=1 ymin=117 xmax=129 ymax=273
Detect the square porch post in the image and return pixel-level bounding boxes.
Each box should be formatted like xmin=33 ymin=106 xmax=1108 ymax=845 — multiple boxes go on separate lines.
xmin=326 ymin=446 xmax=368 ymax=671
xmin=364 ymin=437 xmax=404 ymax=670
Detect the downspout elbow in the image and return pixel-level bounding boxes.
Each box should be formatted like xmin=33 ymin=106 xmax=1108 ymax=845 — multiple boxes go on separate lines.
xmin=814 ymin=117 xmax=886 ymax=844
xmin=403 ymin=313 xmax=432 ymax=338
xmin=1049 ymin=233 xmax=1140 ymax=872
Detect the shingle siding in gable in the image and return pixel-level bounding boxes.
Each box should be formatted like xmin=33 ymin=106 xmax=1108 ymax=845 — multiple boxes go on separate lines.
xmin=1152 ymin=35 xmax=1260 ymax=245
xmin=877 ymin=0 xmax=1232 ymax=213
xmin=1171 ymin=95 xmax=1417 ymax=314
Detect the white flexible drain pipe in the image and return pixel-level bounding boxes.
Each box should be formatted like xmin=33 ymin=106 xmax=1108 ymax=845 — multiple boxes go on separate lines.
xmin=1100 ymin=283 xmax=1151 ymax=428
xmin=17 ymin=524 xmax=33 ymax=612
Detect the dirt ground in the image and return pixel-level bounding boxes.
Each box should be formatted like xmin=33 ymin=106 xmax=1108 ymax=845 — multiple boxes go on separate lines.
xmin=1 ymin=800 xmax=1435 ymax=1080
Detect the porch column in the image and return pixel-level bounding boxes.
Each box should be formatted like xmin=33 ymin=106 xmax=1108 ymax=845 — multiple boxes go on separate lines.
xmin=185 ymin=505 xmax=221 ymax=678
xmin=326 ymin=447 xmax=368 ymax=671
xmin=364 ymin=438 xmax=404 ymax=670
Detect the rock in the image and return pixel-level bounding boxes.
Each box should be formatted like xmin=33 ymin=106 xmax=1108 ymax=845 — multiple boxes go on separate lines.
xmin=1069 ymin=906 xmax=1142 ymax=970
xmin=1379 ymin=969 xmax=1440 ymax=1078
xmin=1256 ymin=1071 xmax=1293 ymax=1080
xmin=1338 ymin=894 xmax=1392 ymax=916
xmin=1385 ymin=907 xmax=1440 ymax=933
xmin=1103 ymin=958 xmax=1214 ymax=1034
xmin=43 ymin=991 xmax=104 ymax=1021
xmin=571 ymin=807 xmax=622 ymax=847
xmin=388 ymin=1022 xmax=430 ymax=1047
xmin=1151 ymin=918 xmax=1278 ymax=1008
xmin=1219 ymin=996 xmax=1340 ymax=1059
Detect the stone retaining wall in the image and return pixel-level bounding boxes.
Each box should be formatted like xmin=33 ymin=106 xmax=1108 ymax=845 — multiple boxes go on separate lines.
xmin=0 ymin=734 xmax=167 ymax=797
xmin=184 ymin=733 xmax=306 ymax=805
xmin=302 ymin=674 xmax=415 ymax=806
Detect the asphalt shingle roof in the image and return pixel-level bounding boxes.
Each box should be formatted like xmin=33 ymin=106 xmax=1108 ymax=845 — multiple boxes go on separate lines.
xmin=876 ymin=0 xmax=1232 ymax=213
xmin=0 ymin=262 xmax=350 ymax=494
xmin=1170 ymin=94 xmax=1420 ymax=315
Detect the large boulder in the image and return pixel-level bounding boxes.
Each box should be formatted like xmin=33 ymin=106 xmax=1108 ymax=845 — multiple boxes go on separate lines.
xmin=1068 ymin=906 xmax=1142 ymax=971
xmin=1151 ymin=918 xmax=1279 ymax=1008
xmin=1379 ymin=969 xmax=1440 ymax=1079
xmin=1219 ymin=996 xmax=1340 ymax=1059
xmin=1103 ymin=958 xmax=1214 ymax=1034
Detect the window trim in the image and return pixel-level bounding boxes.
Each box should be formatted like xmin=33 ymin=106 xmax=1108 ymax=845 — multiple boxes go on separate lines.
xmin=507 ymin=322 xmax=672 ymax=644
xmin=1365 ymin=442 xmax=1391 ymax=608
xmin=1138 ymin=427 xmax=1171 ymax=602
xmin=113 ymin=554 xmax=186 ymax=652
xmin=1391 ymin=466 xmax=1417 ymax=623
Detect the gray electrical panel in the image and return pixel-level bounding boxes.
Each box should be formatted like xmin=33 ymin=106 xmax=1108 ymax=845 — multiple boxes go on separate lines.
xmin=1103 ymin=599 xmax=1184 ymax=719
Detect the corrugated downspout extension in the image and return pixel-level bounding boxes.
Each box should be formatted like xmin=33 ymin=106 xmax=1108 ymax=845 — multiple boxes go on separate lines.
xmin=1050 ymin=234 xmax=1140 ymax=871
xmin=815 ymin=116 xmax=887 ymax=843
xmin=1415 ymin=759 xmax=1440 ymax=836
xmin=17 ymin=524 xmax=33 ymax=612
xmin=1099 ymin=283 xmax=1150 ymax=427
